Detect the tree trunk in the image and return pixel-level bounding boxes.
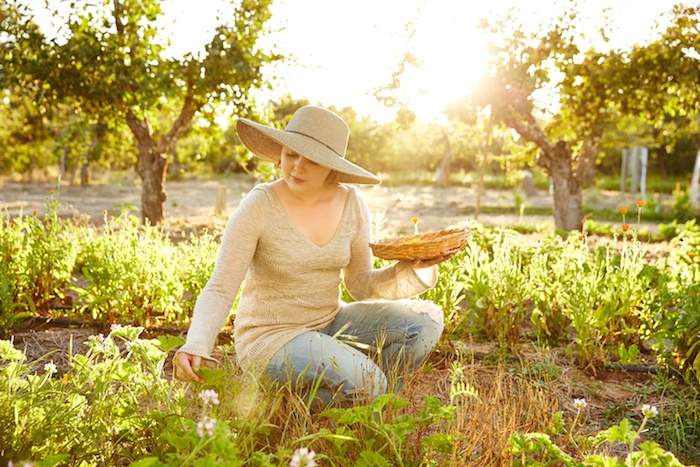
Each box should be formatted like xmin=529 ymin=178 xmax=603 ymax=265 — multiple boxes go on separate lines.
xmin=434 ymin=131 xmax=452 ymax=187
xmin=59 ymin=147 xmax=67 ymax=183
xmin=80 ymin=160 xmax=90 ymax=187
xmin=123 ymin=88 xmax=197 ymax=225
xmin=136 ymin=140 xmax=168 ymax=226
xmin=547 ymin=144 xmax=584 ymax=231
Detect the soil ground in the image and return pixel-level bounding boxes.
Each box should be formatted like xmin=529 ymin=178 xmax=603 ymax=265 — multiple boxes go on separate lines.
xmin=0 ymin=173 xmax=664 ymax=236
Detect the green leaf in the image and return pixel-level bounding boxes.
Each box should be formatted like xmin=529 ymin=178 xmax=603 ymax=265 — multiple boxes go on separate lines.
xmin=157 ymin=334 xmax=185 ymax=353
xmin=597 ymin=419 xmax=637 ymax=445
xmin=129 ymin=457 xmax=162 ymax=467
xmin=354 ymin=450 xmax=391 ymax=467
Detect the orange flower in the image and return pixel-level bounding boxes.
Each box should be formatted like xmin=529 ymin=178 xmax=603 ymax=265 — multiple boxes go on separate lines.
xmin=621 ymin=223 xmax=631 ymax=232
xmin=636 ymin=199 xmax=646 ymax=208
xmin=618 ymin=207 xmax=629 ymax=215
xmin=689 ymin=252 xmax=697 ymax=259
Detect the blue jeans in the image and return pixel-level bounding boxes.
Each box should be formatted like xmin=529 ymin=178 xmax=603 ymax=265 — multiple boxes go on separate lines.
xmin=264 ymin=298 xmax=444 ymax=408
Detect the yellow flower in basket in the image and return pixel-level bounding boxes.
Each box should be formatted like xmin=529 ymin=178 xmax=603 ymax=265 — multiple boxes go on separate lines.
xmin=410 ymin=216 xmax=420 ymax=235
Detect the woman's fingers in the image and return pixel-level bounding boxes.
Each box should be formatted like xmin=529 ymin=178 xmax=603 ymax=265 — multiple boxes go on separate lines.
xmin=412 ymin=248 xmax=462 ymax=268
xmin=174 ymin=352 xmax=204 ymax=383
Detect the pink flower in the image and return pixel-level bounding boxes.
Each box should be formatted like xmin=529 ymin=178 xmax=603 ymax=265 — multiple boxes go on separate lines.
xmin=290 ymin=447 xmax=317 ymax=467
xmin=199 ymin=389 xmax=220 ymax=406
xmin=196 ymin=416 xmax=216 ymax=437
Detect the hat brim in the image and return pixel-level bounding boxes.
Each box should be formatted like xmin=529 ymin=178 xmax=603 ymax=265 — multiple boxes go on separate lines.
xmin=236 ymin=118 xmax=381 ymax=185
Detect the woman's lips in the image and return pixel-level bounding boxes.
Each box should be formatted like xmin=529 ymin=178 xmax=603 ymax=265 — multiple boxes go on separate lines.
xmin=291 ymin=175 xmax=305 ymax=182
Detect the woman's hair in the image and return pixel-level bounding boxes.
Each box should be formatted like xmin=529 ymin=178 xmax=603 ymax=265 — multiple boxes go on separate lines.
xmin=324 ymin=169 xmax=341 ymax=185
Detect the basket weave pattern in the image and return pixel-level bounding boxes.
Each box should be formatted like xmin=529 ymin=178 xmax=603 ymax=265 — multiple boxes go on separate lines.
xmin=369 ymin=227 xmax=468 ymax=261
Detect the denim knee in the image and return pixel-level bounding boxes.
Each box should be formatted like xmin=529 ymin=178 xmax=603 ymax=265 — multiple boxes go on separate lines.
xmin=409 ymin=300 xmax=444 ymax=345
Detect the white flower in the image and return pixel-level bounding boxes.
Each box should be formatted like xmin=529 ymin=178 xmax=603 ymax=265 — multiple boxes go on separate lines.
xmin=199 ymin=389 xmax=220 ymax=406
xmin=290 ymin=447 xmax=317 ymax=467
xmin=573 ymin=398 xmax=587 ymax=410
xmin=110 ymin=323 xmax=123 ymax=332
xmin=196 ymin=416 xmax=216 ymax=437
xmin=43 ymin=361 xmax=57 ymax=375
xmin=640 ymin=404 xmax=659 ymax=418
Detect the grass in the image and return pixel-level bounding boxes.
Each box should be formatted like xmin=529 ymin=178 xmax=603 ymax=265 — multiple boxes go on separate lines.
xmin=379 ymin=169 xmax=550 ymax=190
xmin=595 ymin=174 xmax=692 ymax=194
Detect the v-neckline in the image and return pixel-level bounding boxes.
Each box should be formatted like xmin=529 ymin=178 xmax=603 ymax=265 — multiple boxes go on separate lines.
xmin=267 ymin=182 xmax=353 ymax=249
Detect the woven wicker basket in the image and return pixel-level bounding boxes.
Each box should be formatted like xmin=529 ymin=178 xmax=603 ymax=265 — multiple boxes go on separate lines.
xmin=369 ymin=227 xmax=468 ymax=261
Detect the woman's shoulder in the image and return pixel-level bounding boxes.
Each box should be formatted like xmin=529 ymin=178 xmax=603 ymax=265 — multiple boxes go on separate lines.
xmin=232 ymin=182 xmax=274 ymax=217
xmin=247 ymin=181 xmax=275 ymax=202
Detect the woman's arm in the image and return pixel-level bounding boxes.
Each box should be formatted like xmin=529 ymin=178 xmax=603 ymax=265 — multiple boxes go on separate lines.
xmin=176 ymin=187 xmax=267 ymax=363
xmin=342 ymin=193 xmax=438 ymax=301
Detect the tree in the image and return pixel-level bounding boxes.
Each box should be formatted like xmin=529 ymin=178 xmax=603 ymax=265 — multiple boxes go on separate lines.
xmin=476 ymin=4 xmax=700 ymax=229
xmin=1 ymin=0 xmax=280 ymax=224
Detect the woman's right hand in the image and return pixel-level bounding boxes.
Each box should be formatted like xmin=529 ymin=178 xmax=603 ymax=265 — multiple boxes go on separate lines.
xmin=173 ymin=351 xmax=204 ymax=383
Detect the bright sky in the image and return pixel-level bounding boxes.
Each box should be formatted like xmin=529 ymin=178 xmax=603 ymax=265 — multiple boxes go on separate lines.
xmin=27 ymin=0 xmax=682 ymax=124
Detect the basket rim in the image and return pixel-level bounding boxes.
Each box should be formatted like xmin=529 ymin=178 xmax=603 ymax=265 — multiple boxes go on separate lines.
xmin=369 ymin=226 xmax=469 ymax=247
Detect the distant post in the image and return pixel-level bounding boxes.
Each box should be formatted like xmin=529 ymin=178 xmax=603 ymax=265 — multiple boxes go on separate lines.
xmin=691 ymin=150 xmax=700 ymax=210
xmin=620 ymin=148 xmax=629 ymax=194
xmin=620 ymin=146 xmax=648 ymax=197
xmin=214 ymin=185 xmax=227 ymax=216
xmin=630 ymin=146 xmax=640 ymax=194
xmin=639 ymin=146 xmax=648 ymax=198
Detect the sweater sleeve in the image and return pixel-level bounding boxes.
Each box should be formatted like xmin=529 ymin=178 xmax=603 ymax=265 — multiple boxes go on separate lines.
xmin=176 ymin=187 xmax=266 ymax=363
xmin=342 ymin=190 xmax=438 ymax=302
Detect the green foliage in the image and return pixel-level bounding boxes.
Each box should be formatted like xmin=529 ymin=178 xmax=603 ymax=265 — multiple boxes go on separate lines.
xmin=0 ymin=327 xmax=187 ymax=464
xmin=651 ymin=220 xmax=700 ymax=384
xmin=0 ymin=199 xmax=79 ymax=332
xmin=173 ymin=232 xmax=220 ymax=315
xmin=458 ymin=230 xmax=530 ymax=350
xmin=317 ymin=393 xmax=457 ymax=467
xmin=71 ymin=212 xmax=218 ymax=326
xmin=72 ymin=213 xmax=186 ymax=324
xmin=0 ymin=330 xmax=464 ymax=466
xmin=671 ymin=183 xmax=699 ymax=222
xmin=511 ymin=410 xmax=687 ymax=466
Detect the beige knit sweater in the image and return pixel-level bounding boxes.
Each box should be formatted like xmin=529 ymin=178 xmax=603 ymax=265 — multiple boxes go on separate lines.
xmin=177 ymin=181 xmax=439 ymax=374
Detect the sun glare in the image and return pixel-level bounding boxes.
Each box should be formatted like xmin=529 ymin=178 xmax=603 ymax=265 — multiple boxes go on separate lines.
xmin=398 ymin=7 xmax=488 ymax=122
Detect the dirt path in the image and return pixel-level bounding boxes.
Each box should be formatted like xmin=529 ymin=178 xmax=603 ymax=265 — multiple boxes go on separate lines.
xmin=0 ymin=173 xmax=661 ymax=236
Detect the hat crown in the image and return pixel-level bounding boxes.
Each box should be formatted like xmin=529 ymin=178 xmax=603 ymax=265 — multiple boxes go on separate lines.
xmin=285 ymin=106 xmax=349 ymax=158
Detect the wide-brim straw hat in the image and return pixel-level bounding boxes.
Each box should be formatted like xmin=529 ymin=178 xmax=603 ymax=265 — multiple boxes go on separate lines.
xmin=236 ymin=105 xmax=381 ymax=185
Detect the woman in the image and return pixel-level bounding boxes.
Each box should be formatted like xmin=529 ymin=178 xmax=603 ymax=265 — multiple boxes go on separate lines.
xmin=173 ymin=105 xmax=458 ymax=407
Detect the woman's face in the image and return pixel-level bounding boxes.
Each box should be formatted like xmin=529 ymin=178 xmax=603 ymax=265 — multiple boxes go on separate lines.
xmin=279 ymin=146 xmax=334 ymax=195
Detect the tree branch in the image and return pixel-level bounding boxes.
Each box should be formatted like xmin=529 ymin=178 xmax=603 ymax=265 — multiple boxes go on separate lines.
xmin=113 ymin=0 xmax=124 ymax=35
xmin=502 ymin=111 xmax=556 ymax=172
xmin=157 ymin=87 xmax=200 ymax=154
xmin=125 ymin=109 xmax=151 ymax=146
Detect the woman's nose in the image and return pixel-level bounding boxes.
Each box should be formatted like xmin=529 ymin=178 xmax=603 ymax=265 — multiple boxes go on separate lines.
xmin=294 ymin=156 xmax=307 ymax=170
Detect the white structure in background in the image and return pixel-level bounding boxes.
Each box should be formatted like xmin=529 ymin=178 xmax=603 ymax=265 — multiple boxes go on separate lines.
xmin=691 ymin=150 xmax=700 ymax=209
xmin=620 ymin=146 xmax=648 ymax=197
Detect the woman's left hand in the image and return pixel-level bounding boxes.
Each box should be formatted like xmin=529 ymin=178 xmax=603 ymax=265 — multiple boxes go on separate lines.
xmin=411 ymin=247 xmax=461 ymax=269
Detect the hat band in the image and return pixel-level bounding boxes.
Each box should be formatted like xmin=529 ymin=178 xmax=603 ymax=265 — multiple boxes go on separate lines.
xmin=286 ymin=130 xmax=345 ymax=159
